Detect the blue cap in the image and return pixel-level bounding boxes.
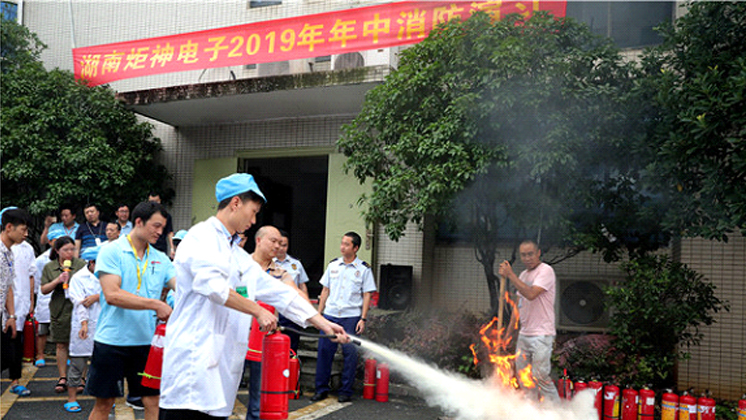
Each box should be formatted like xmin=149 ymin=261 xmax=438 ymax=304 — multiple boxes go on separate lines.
xmin=47 ymin=227 xmax=66 ymax=241
xmin=174 ymin=229 xmax=188 ymax=242
xmin=0 ymin=207 xmax=18 ymax=220
xmin=215 ymin=173 xmax=266 ymax=204
xmin=81 ymin=246 xmax=101 ymax=261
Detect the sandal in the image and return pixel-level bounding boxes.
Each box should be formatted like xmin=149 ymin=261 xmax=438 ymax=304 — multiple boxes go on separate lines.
xmin=55 ymin=377 xmax=68 ymax=393
xmin=64 ymin=401 xmax=82 ymax=413
xmin=10 ymin=385 xmax=31 ymax=396
xmin=34 ymin=359 xmax=46 ymax=367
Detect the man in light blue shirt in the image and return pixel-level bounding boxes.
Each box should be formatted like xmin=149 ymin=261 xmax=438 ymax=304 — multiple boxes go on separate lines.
xmin=86 ymin=201 xmax=175 ymax=420
xmin=312 ymin=232 xmax=376 ymax=403
xmin=115 ymin=204 xmax=133 ymax=237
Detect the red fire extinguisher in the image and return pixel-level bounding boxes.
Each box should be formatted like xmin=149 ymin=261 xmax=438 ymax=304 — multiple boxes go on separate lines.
xmin=588 ymin=380 xmax=604 ymax=420
xmin=557 ymin=369 xmax=573 ymax=400
xmin=22 ymin=314 xmax=37 ymax=363
xmin=247 ymin=302 xmax=276 ymax=362
xmin=604 ymin=385 xmax=621 ymax=420
xmin=375 ymin=362 xmax=389 ymax=403
xmin=697 ymin=392 xmax=716 ymax=420
xmin=661 ymin=389 xmax=679 ymax=420
xmin=260 ymin=332 xmax=291 ymax=420
xmin=141 ymin=323 xmax=166 ymax=389
xmin=288 ymin=349 xmax=300 ymax=400
xmin=737 ymin=394 xmax=745 ymax=420
xmin=679 ymin=391 xmax=697 ymax=420
xmin=574 ymin=380 xmax=588 ymax=398
xmin=621 ymin=388 xmax=638 ymax=420
xmin=363 ymin=358 xmax=377 ymax=400
xmin=638 ymin=387 xmax=655 ymax=420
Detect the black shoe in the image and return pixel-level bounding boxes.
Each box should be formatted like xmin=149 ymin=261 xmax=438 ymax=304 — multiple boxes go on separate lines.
xmin=338 ymin=395 xmax=352 ymax=403
xmin=310 ymin=392 xmax=328 ymax=402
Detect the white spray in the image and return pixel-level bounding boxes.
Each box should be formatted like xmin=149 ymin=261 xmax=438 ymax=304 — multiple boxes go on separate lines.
xmin=356 ymin=337 xmax=598 ymax=420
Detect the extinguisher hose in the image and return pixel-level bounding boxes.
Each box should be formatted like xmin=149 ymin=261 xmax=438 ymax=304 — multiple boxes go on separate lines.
xmin=278 ymin=326 xmax=361 ymax=346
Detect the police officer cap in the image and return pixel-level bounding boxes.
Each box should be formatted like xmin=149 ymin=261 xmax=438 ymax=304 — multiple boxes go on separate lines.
xmin=174 ymin=229 xmax=188 ymax=242
xmin=81 ymin=246 xmax=101 ymax=261
xmin=215 ymin=173 xmax=267 ymax=204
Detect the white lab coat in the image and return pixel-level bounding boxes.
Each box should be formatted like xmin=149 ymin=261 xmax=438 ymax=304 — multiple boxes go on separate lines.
xmin=12 ymin=241 xmax=36 ymax=331
xmin=66 ymin=267 xmax=101 ymax=357
xmin=159 ymin=217 xmax=318 ymax=417
xmin=34 ymin=250 xmax=52 ymax=323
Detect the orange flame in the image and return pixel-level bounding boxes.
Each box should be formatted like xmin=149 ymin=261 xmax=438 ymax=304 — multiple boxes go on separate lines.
xmin=470 ymin=292 xmax=536 ymax=390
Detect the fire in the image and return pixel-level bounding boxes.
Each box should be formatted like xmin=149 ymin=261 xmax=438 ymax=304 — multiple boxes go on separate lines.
xmin=470 ymin=292 xmax=536 ymax=390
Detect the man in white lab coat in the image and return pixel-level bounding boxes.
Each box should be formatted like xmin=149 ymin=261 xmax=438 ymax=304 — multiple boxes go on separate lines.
xmin=159 ymin=173 xmax=348 ymax=420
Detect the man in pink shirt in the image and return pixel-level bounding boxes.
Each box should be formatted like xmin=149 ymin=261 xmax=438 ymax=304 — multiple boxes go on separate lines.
xmin=499 ymin=240 xmax=559 ymax=402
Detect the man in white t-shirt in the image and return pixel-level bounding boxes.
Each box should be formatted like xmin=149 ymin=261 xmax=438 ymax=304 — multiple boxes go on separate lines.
xmin=499 ymin=240 xmax=559 ymax=402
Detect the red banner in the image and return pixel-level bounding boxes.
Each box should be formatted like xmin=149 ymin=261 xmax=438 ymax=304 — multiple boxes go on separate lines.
xmin=73 ymin=1 xmax=566 ymax=86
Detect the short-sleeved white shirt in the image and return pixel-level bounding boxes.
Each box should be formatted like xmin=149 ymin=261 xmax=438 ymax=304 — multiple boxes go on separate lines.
xmin=320 ymin=256 xmax=376 ymax=318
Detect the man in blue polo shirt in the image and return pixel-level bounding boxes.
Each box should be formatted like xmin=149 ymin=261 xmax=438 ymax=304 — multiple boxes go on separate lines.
xmin=86 ymin=201 xmax=175 ymax=420
xmin=75 ymin=203 xmax=107 ymax=257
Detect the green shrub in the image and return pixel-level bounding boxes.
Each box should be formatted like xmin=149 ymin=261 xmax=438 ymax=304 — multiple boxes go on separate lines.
xmin=365 ymin=309 xmax=483 ymax=379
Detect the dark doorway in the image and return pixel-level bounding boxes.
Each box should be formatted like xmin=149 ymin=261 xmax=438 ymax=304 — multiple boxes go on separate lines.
xmin=241 ymin=155 xmax=328 ymax=298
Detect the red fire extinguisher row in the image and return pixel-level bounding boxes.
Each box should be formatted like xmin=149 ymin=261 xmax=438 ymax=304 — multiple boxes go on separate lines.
xmin=661 ymin=390 xmax=679 ymax=420
xmin=621 ymin=388 xmax=638 ymax=420
xmin=697 ymin=393 xmax=716 ymax=420
xmin=588 ymin=380 xmax=604 ymax=420
xmin=737 ymin=394 xmax=746 ymax=420
xmin=22 ymin=314 xmax=37 ymax=363
xmin=604 ymin=385 xmax=621 ymax=420
xmin=638 ymin=387 xmax=655 ymax=420
xmin=679 ymin=391 xmax=697 ymax=420
xmin=363 ymin=359 xmax=377 ymax=400
xmin=375 ymin=362 xmax=390 ymax=403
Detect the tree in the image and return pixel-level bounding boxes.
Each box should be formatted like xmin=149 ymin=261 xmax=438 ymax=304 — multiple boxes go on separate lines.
xmin=1 ymin=19 xmax=172 ymax=232
xmin=339 ymin=12 xmax=657 ymax=315
xmin=641 ymin=2 xmax=746 ymax=241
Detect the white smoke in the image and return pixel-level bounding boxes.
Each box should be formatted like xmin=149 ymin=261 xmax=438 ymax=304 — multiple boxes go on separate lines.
xmin=358 ymin=337 xmax=598 ymax=420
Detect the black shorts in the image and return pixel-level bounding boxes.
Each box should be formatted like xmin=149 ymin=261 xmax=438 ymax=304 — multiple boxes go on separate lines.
xmin=86 ymin=341 xmax=159 ymax=398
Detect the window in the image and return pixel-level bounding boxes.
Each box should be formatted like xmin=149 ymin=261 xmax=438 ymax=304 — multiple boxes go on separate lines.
xmin=566 ymin=1 xmax=674 ymax=49
xmin=249 ymin=0 xmax=281 ymax=8
xmin=1 ymin=1 xmax=18 ymax=21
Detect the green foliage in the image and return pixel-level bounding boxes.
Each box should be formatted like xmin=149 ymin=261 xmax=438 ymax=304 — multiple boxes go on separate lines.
xmin=555 ymin=334 xmax=624 ymax=382
xmin=365 ymin=309 xmax=482 ymax=379
xmin=605 ymin=255 xmax=728 ymax=388
xmin=640 ymin=2 xmax=746 ymax=241
xmin=0 ymin=21 xmax=172 ymax=221
xmin=1 ymin=19 xmax=46 ymax=74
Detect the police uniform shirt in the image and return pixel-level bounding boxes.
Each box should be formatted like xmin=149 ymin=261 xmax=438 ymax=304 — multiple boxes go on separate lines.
xmin=273 ymin=254 xmax=309 ymax=288
xmin=320 ymin=256 xmax=376 ymax=318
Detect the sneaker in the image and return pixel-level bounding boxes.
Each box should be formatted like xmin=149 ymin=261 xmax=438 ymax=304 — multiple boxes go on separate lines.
xmin=125 ymin=397 xmax=144 ymax=410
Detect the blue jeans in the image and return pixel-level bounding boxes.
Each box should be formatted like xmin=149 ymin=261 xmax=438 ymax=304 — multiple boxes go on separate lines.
xmin=245 ymin=360 xmax=261 ymax=420
xmin=515 ymin=334 xmax=559 ymax=402
xmin=314 ymin=315 xmax=359 ymax=397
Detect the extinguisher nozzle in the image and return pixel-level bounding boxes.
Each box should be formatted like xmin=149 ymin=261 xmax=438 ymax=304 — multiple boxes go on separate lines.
xmin=350 ymin=338 xmax=361 ymax=346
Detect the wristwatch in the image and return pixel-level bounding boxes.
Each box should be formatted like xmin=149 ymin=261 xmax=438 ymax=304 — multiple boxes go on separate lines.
xmin=8 ymin=315 xmax=16 ymax=320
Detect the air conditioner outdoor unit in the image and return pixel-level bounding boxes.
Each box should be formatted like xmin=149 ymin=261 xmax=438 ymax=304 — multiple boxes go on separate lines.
xmin=556 ymin=277 xmax=614 ymax=332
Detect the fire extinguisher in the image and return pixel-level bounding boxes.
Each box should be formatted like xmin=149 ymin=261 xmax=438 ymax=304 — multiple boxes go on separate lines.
xmin=638 ymin=387 xmax=655 ymax=420
xmin=363 ymin=358 xmax=377 ymax=400
xmin=588 ymin=380 xmax=604 ymax=420
xmin=260 ymin=332 xmax=291 ymax=420
xmin=661 ymin=389 xmax=679 ymax=420
xmin=604 ymin=384 xmax=621 ymax=420
xmin=247 ymin=302 xmax=276 ymax=362
xmin=288 ymin=349 xmax=300 ymax=400
xmin=558 ymin=369 xmax=573 ymax=400
xmin=621 ymin=388 xmax=638 ymax=420
xmin=23 ymin=313 xmax=37 ymax=363
xmin=375 ymin=362 xmax=389 ymax=403
xmin=737 ymin=394 xmax=745 ymax=420
xmin=574 ymin=380 xmax=588 ymax=398
xmin=141 ymin=323 xmax=166 ymax=389
xmin=679 ymin=391 xmax=697 ymax=420
xmin=697 ymin=392 xmax=716 ymax=420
